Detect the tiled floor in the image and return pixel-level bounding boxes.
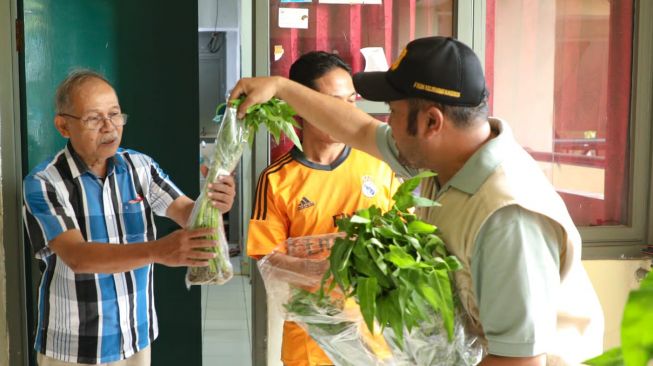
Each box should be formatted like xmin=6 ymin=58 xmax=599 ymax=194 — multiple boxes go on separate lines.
xmin=201 ymin=255 xmax=252 ymax=366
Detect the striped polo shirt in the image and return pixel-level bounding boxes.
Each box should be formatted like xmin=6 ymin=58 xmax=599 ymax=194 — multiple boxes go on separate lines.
xmin=22 ymin=142 xmax=182 ymax=364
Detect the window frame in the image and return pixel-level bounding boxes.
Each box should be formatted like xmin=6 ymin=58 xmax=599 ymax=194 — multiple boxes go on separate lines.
xmin=463 ymin=0 xmax=653 ymax=259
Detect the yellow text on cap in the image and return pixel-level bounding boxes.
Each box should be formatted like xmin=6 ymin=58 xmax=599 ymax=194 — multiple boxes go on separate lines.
xmin=413 ymin=81 xmax=461 ymax=98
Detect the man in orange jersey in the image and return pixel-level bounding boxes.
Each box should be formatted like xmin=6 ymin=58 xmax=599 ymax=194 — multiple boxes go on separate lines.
xmin=246 ymin=51 xmax=401 ymax=366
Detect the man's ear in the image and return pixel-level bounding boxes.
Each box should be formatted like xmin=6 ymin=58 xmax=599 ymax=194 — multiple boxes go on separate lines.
xmin=423 ymin=105 xmax=444 ymax=138
xmin=54 ymin=115 xmax=70 ymax=138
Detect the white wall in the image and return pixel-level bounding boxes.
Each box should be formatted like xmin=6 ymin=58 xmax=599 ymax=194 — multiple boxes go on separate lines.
xmin=583 ymin=259 xmax=651 ymax=349
xmin=198 ymin=0 xmax=239 ymax=30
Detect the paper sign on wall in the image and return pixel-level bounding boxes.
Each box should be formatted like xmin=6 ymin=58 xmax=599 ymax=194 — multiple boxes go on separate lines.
xmin=360 ymin=47 xmax=388 ymax=71
xmin=319 ymin=0 xmax=382 ymax=4
xmin=279 ymin=8 xmax=309 ymax=29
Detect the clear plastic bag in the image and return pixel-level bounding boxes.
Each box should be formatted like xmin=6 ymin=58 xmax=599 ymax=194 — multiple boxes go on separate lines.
xmin=185 ymin=106 xmax=249 ymax=286
xmin=258 ymin=233 xmax=485 ymax=365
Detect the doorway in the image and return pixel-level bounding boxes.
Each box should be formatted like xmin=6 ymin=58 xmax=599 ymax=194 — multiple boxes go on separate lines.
xmin=197 ymin=1 xmax=253 ymax=365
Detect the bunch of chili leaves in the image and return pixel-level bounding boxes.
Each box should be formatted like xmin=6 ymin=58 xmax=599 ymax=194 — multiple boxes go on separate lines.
xmin=221 ymin=96 xmax=302 ymax=149
xmin=326 ymin=171 xmax=462 ymax=347
xmin=188 ymin=97 xmax=302 ymax=285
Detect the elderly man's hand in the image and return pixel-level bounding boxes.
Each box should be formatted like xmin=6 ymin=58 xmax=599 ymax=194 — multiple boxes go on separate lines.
xmin=154 ymin=227 xmax=218 ymax=267
xmin=207 ymin=175 xmax=235 ymax=213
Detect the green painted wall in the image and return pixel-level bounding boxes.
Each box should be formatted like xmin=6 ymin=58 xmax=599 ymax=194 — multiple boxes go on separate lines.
xmin=22 ymin=1 xmax=201 ymax=365
xmin=24 ymin=0 xmax=117 ymax=170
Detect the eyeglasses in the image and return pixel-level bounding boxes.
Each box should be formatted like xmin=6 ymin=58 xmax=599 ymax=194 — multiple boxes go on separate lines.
xmin=59 ymin=112 xmax=128 ymax=130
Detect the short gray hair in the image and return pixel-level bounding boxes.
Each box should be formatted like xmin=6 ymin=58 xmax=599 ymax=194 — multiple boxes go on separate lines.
xmin=55 ymin=69 xmax=111 ymax=114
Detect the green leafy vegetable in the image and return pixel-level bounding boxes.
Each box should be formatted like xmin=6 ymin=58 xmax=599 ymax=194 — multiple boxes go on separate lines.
xmin=326 ymin=170 xmax=460 ymax=347
xmin=585 ymin=270 xmax=653 ymax=366
xmin=187 ymin=97 xmax=302 ymax=285
xmin=223 ymin=96 xmax=302 ymax=150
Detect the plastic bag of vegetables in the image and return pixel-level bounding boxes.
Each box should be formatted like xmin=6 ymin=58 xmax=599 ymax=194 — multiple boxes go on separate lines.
xmin=257 ymin=172 xmax=484 ymax=365
xmin=186 ymin=97 xmax=301 ymax=286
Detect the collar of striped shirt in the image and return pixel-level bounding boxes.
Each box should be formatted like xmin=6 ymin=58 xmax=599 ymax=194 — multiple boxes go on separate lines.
xmin=64 ymin=141 xmax=123 ymax=179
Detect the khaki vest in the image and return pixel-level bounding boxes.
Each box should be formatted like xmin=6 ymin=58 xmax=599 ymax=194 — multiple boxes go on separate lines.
xmin=417 ymin=136 xmax=604 ymax=365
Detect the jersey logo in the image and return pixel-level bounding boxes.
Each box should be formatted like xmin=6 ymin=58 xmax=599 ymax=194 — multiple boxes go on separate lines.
xmin=362 ymin=176 xmax=378 ymax=198
xmin=298 ymin=196 xmax=315 ymax=210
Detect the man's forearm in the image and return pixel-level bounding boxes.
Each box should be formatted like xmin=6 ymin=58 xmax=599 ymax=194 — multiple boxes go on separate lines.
xmin=232 ymin=76 xmax=383 ymax=160
xmin=50 ymin=225 xmax=218 ymax=273
xmin=274 ymin=77 xmax=382 ymax=158
xmin=166 ymin=195 xmax=195 ymax=227
xmin=51 ymin=233 xmax=158 ymax=274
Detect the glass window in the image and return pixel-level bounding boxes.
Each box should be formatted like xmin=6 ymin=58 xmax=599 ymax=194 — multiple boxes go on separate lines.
xmin=267 ymin=0 xmax=454 ymax=161
xmin=485 ymin=0 xmax=634 ymax=227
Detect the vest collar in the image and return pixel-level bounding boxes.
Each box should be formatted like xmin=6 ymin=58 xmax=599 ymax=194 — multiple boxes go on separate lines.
xmin=443 ymin=118 xmax=513 ymax=195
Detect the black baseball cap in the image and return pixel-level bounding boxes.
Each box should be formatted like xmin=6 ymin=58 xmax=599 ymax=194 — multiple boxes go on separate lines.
xmin=353 ymin=36 xmax=487 ymax=106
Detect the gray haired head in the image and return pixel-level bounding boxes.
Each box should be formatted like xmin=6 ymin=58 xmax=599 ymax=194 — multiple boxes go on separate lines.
xmin=55 ymin=69 xmax=112 ymax=114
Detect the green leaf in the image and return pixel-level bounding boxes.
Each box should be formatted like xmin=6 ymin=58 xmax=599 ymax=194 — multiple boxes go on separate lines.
xmin=374 ymin=226 xmax=401 ymax=239
xmin=350 ymin=214 xmax=371 ymax=224
xmin=352 ymin=238 xmax=369 ymax=261
xmin=385 ymin=245 xmax=417 ymax=268
xmin=404 ymin=235 xmax=420 ymax=249
xmin=352 ymin=255 xmax=393 ymax=289
xmin=279 ymin=120 xmax=303 ymax=151
xmin=392 ymin=218 xmax=407 ymax=234
xmin=428 ymin=270 xmax=455 ymax=340
xmin=376 ymin=295 xmax=392 ymax=328
xmin=584 ymin=347 xmax=624 ymax=366
xmin=357 ymin=277 xmax=378 ymax=334
xmin=366 ymin=244 xmax=388 ymax=274
xmin=389 ymin=291 xmax=405 ymax=348
xmin=393 ymin=171 xmax=437 ymax=198
xmin=392 ymin=171 xmax=438 ymax=211
xmin=368 ymin=237 xmax=384 ymax=249
xmin=357 ymin=207 xmax=370 ymax=219
xmin=223 ymin=96 xmax=303 ymax=151
xmin=330 ymin=238 xmax=353 ymax=291
xmin=621 ymin=271 xmax=653 ymax=366
xmin=407 ymin=220 xmax=437 ymax=235
xmin=445 ymin=256 xmax=463 ymax=271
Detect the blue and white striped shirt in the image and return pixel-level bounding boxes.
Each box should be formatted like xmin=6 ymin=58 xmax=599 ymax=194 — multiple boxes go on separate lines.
xmin=23 ymin=143 xmax=182 ymax=364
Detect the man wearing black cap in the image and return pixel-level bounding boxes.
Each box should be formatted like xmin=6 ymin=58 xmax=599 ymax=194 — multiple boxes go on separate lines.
xmin=231 ymin=37 xmax=604 ymax=365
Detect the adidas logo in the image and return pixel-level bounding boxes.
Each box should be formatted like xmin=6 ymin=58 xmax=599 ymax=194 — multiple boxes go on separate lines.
xmin=298 ymin=196 xmax=315 ymax=210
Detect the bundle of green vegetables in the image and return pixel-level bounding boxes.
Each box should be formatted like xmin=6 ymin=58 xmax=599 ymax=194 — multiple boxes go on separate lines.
xmin=185 ymin=97 xmax=301 ymax=286
xmin=258 ymin=172 xmax=483 ymax=365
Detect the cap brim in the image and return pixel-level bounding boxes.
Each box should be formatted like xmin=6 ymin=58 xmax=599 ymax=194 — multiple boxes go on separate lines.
xmin=353 ymin=71 xmax=406 ymax=102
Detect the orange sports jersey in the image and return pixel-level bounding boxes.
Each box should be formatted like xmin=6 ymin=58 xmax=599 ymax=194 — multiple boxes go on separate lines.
xmin=247 ymin=146 xmax=400 ymax=366
xmin=248 ymin=146 xmax=399 ymax=257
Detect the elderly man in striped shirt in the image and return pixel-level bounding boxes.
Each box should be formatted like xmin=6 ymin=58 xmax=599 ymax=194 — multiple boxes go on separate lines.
xmin=22 ymin=69 xmax=235 ymax=366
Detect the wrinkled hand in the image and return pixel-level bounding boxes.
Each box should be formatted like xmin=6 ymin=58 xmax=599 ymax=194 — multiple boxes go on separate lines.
xmin=229 ymin=76 xmax=282 ymax=119
xmin=155 ymin=227 xmax=217 ymax=267
xmin=207 ymin=175 xmax=235 ymax=213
